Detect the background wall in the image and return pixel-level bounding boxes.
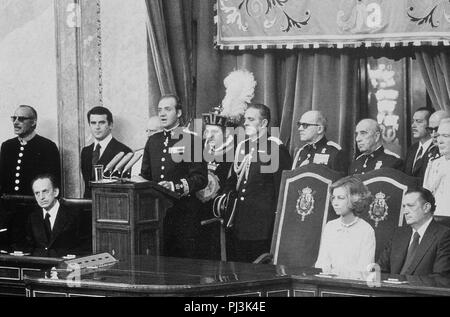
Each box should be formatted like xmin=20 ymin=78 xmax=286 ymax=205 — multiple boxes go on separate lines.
xmin=97 ymin=0 xmax=152 ymax=152
xmin=0 ymin=0 xmax=58 ymax=146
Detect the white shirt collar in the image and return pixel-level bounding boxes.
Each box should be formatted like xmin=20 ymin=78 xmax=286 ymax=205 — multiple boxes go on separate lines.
xmin=413 ymin=216 xmax=433 ymax=244
xmin=94 ymin=133 xmax=113 ymax=156
xmin=42 ymin=200 xmax=60 ymax=230
xmin=419 ymin=138 xmax=433 ymax=153
xmin=18 ymin=131 xmax=37 ymax=145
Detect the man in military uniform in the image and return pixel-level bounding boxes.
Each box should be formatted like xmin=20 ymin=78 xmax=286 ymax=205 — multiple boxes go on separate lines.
xmin=424 ymin=118 xmax=450 ymax=226
xmin=196 ymin=110 xmax=236 ymax=260
xmin=426 ymin=110 xmax=450 ymax=160
xmin=404 ymin=107 xmax=435 ymax=183
xmin=0 ymin=105 xmax=61 ymax=250
xmin=350 ymin=119 xmax=403 ymax=175
xmin=141 ymin=95 xmax=207 ymax=258
xmin=292 ymin=110 xmax=348 ymax=175
xmin=225 ymin=104 xmax=292 ymax=263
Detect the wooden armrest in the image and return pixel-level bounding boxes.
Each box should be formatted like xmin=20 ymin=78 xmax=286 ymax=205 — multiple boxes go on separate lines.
xmin=253 ymin=253 xmax=273 ymax=264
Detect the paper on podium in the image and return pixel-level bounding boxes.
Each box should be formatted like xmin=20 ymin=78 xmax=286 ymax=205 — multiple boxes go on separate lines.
xmin=64 ymin=252 xmax=118 ymax=271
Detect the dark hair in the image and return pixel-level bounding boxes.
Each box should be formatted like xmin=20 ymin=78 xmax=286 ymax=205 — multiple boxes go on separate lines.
xmin=330 ymin=175 xmax=373 ymax=216
xmin=87 ymin=106 xmax=113 ymax=124
xmin=31 ymin=174 xmax=59 ymax=191
xmin=159 ymin=94 xmax=182 ymax=112
xmin=247 ymin=103 xmax=271 ymax=126
xmin=18 ymin=105 xmax=38 ymax=120
xmin=415 ymin=107 xmax=435 ymax=122
xmin=405 ymin=187 xmax=436 ymax=213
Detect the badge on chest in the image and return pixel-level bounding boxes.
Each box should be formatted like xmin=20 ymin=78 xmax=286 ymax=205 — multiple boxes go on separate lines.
xmin=313 ymin=154 xmax=330 ymax=165
xmin=169 ymin=146 xmax=185 ymax=154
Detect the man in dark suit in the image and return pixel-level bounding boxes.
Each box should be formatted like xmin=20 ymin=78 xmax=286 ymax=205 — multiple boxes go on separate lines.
xmin=24 ymin=174 xmax=86 ymax=257
xmin=404 ymin=107 xmax=435 ymax=183
xmin=225 ymin=104 xmax=292 ymax=263
xmin=350 ymin=119 xmax=403 ymax=175
xmin=377 ymin=187 xmax=450 ymax=275
xmin=0 ymin=105 xmax=61 ymax=250
xmin=81 ymin=106 xmax=132 ymax=198
xmin=141 ymin=95 xmax=207 ymax=258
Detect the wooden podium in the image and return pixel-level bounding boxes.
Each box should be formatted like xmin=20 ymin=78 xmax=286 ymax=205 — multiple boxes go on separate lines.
xmin=90 ymin=181 xmax=179 ymax=262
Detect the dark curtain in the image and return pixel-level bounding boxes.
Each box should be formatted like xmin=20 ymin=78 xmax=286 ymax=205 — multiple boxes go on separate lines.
xmin=194 ymin=1 xmax=360 ymax=159
xmin=416 ymin=48 xmax=450 ymax=111
xmin=144 ymin=0 xmax=194 ymax=121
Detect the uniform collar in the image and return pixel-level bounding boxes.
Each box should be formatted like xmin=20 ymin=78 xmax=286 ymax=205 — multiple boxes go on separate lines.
xmin=18 ymin=131 xmax=37 ymax=145
xmin=163 ymin=123 xmax=180 ymax=136
xmin=312 ymin=136 xmax=327 ymax=149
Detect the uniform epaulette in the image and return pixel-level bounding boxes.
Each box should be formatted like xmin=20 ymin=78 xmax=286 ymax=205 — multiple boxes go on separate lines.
xmin=182 ymin=128 xmax=198 ymax=136
xmin=326 ymin=141 xmax=342 ymax=151
xmin=384 ymin=149 xmax=401 ymax=159
xmin=268 ymin=136 xmax=283 ymax=145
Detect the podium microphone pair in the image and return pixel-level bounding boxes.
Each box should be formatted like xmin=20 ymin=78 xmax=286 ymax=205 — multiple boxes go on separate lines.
xmin=104 ymin=151 xmax=143 ymax=178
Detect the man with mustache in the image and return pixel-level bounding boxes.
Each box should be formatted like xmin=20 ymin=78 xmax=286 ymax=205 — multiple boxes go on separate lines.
xmin=404 ymin=107 xmax=435 ymax=183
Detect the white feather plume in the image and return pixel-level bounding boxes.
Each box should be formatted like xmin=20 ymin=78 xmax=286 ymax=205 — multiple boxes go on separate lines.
xmin=221 ymin=69 xmax=257 ymax=122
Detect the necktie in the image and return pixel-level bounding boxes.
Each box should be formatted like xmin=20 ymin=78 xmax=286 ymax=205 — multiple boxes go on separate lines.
xmin=400 ymin=231 xmax=420 ymax=275
xmin=92 ymin=143 xmax=101 ymax=165
xmin=44 ymin=212 xmax=52 ymax=241
xmin=413 ymin=146 xmax=423 ymax=171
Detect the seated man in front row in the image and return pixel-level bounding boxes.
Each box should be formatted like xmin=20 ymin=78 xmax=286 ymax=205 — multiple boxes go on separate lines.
xmin=23 ymin=174 xmax=87 ymax=257
xmin=377 ymin=187 xmax=450 ymax=276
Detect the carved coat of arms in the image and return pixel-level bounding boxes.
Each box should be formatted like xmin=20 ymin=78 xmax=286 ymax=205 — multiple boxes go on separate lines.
xmin=296 ymin=187 xmax=315 ymax=221
xmin=369 ymin=192 xmax=389 ymax=227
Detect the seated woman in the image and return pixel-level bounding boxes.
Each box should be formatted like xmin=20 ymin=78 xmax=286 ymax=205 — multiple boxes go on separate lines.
xmin=315 ymin=175 xmax=375 ymax=275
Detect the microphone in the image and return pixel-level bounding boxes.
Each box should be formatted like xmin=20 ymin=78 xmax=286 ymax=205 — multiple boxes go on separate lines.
xmin=104 ymin=152 xmax=125 ymax=175
xmin=121 ymin=152 xmax=143 ymax=177
xmin=112 ymin=152 xmax=133 ymax=176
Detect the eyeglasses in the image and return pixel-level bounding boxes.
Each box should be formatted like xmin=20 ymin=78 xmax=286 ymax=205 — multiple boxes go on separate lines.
xmin=11 ymin=116 xmax=32 ymax=122
xmin=426 ymin=127 xmax=439 ymax=133
xmin=297 ymin=122 xmax=321 ymax=129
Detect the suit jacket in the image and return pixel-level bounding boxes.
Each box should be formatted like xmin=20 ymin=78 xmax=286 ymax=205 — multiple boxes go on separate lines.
xmin=0 ymin=135 xmax=61 ymax=196
xmin=24 ymin=204 xmax=87 ymax=257
xmin=404 ymin=142 xmax=435 ymax=183
xmin=377 ymin=220 xmax=450 ymax=275
xmin=81 ymin=137 xmax=131 ymax=198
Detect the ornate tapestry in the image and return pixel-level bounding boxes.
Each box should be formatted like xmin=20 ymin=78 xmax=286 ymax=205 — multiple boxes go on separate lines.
xmin=215 ymin=0 xmax=450 ymax=49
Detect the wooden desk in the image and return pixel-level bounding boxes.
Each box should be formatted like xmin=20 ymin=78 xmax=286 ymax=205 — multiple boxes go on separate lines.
xmin=0 ymin=255 xmax=63 ymax=297
xmin=23 ymin=255 xmax=450 ymax=297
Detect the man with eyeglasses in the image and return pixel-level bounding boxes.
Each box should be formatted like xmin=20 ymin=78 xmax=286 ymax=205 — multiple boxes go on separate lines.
xmin=424 ymin=118 xmax=450 ymax=226
xmin=350 ymin=118 xmax=403 ymax=175
xmin=404 ymin=107 xmax=435 ymax=183
xmin=427 ymin=110 xmax=450 ymax=160
xmin=292 ymin=110 xmax=348 ymax=175
xmin=0 ymin=105 xmax=61 ymax=196
xmin=0 ymin=105 xmax=61 ymax=250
